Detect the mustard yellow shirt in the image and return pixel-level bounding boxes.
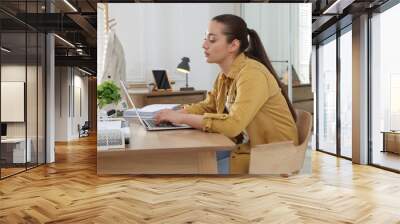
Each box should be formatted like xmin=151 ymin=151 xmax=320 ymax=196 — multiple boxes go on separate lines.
xmin=184 ymin=53 xmax=298 ymax=173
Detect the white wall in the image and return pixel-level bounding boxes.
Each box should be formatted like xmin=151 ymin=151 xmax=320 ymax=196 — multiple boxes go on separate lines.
xmin=72 ymin=74 xmax=89 ymax=138
xmin=1 ymin=63 xmax=46 ymax=164
xmin=242 ymin=4 xmax=290 ymax=77
xmin=55 ymin=67 xmax=89 ymax=141
xmin=1 ymin=65 xmax=26 ymax=139
xmin=98 ymin=3 xmax=240 ymax=90
xmin=55 ymin=67 xmax=69 ymax=141
xmin=1 ymin=65 xmax=37 ymax=136
xmin=242 ymin=3 xmax=311 ymax=83
xmin=98 ymin=3 xmax=310 ymax=91
xmin=98 ymin=3 xmax=311 ymax=89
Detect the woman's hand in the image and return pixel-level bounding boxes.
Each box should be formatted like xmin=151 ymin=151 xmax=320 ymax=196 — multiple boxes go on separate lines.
xmin=154 ymin=109 xmax=205 ymax=130
xmin=154 ymin=109 xmax=184 ymax=124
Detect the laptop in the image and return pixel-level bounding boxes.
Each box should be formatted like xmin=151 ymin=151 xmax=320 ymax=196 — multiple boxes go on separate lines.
xmin=119 ymin=80 xmax=192 ymax=131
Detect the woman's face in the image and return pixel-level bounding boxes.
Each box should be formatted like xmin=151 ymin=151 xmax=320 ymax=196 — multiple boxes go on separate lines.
xmin=203 ymin=21 xmax=238 ymax=64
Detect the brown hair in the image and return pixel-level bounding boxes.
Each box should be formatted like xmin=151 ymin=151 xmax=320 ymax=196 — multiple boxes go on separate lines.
xmin=212 ymin=14 xmax=297 ymax=121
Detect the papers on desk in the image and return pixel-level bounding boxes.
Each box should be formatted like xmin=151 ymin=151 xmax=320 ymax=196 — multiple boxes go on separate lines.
xmin=98 ymin=120 xmax=122 ymax=130
xmin=123 ymin=104 xmax=180 ymax=118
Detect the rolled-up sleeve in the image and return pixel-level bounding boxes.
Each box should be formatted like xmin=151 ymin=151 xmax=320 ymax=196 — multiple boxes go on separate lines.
xmin=202 ymin=113 xmax=229 ymax=132
xmin=183 ymin=75 xmax=220 ymax=115
xmin=201 ymin=69 xmax=270 ymax=138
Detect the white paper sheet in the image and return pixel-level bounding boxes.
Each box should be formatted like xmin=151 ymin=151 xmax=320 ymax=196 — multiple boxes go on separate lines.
xmin=138 ymin=104 xmax=179 ymax=113
xmin=98 ymin=120 xmax=122 ymax=130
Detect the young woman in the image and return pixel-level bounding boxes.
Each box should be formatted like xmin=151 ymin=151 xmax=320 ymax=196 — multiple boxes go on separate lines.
xmin=154 ymin=14 xmax=298 ymax=173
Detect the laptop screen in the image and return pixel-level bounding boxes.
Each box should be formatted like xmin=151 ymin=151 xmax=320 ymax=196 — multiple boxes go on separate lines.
xmin=119 ymin=80 xmax=148 ymax=124
xmin=119 ymin=80 xmax=136 ymax=109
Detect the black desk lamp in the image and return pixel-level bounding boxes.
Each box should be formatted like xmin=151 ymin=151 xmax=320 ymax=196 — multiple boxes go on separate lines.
xmin=177 ymin=57 xmax=194 ymax=91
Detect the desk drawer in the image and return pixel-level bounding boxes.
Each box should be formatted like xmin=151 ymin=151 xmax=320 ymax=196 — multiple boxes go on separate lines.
xmin=384 ymin=133 xmax=400 ymax=154
xmin=145 ymin=94 xmax=205 ymax=105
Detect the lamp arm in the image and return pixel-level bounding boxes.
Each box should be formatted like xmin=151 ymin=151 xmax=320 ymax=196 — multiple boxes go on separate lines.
xmin=186 ymin=73 xmax=189 ymax=88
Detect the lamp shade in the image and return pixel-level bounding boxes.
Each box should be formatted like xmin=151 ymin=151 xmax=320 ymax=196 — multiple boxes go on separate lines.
xmin=177 ymin=57 xmax=190 ymax=73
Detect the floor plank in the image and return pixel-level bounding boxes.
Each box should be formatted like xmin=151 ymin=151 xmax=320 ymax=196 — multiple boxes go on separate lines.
xmin=373 ymin=150 xmax=400 ymax=171
xmin=0 ymin=135 xmax=400 ymax=223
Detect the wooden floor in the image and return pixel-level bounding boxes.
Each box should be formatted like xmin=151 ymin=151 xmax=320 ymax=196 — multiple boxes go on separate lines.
xmin=1 ymin=135 xmax=400 ymax=223
xmin=373 ymin=150 xmax=400 ymax=171
xmin=1 ymin=167 xmax=26 ymax=178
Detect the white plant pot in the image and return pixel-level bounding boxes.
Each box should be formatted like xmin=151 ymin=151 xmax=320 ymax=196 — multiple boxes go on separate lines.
xmin=97 ymin=103 xmax=117 ymax=119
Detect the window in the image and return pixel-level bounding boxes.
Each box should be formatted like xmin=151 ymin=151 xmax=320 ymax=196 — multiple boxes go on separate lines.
xmin=370 ymin=3 xmax=400 ymax=171
xmin=317 ymin=36 xmax=337 ymax=154
xmin=339 ymin=28 xmax=352 ymax=158
xmin=0 ymin=1 xmax=46 ymax=179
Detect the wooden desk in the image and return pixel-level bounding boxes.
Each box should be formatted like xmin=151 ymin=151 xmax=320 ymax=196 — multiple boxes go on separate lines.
xmin=382 ymin=131 xmax=400 ymax=154
xmin=97 ymin=119 xmax=235 ymax=174
xmin=1 ymin=138 xmax=32 ymax=166
xmin=129 ymin=90 xmax=207 ymax=108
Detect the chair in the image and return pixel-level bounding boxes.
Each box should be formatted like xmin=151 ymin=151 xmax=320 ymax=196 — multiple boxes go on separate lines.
xmin=249 ymin=109 xmax=313 ymax=175
xmin=78 ymin=121 xmax=90 ymax=138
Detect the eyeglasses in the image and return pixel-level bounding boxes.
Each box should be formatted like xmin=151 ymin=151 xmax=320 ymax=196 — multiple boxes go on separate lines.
xmin=204 ymin=31 xmax=235 ymax=43
xmin=204 ymin=32 xmax=218 ymax=43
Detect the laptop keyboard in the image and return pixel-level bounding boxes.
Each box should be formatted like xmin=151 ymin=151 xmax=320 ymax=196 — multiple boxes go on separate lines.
xmin=145 ymin=119 xmax=175 ymax=128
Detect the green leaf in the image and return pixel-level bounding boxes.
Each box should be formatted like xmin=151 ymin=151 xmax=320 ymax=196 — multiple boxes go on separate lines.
xmin=97 ymin=80 xmax=121 ymax=109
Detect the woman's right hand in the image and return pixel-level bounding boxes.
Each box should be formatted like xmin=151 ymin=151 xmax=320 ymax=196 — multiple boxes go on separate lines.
xmin=154 ymin=109 xmax=184 ymax=125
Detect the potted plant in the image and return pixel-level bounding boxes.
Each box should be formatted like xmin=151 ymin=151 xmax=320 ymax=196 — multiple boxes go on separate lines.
xmin=97 ymin=80 xmax=121 ymax=112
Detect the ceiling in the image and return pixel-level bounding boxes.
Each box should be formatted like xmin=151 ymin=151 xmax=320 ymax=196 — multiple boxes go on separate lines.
xmin=311 ymin=0 xmax=390 ymax=43
xmin=0 ymin=0 xmax=97 ymax=74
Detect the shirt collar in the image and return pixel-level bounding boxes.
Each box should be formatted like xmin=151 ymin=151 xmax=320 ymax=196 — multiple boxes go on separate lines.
xmin=223 ymin=53 xmax=247 ymax=80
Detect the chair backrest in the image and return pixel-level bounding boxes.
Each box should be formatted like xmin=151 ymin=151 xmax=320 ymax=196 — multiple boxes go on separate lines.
xmin=295 ymin=109 xmax=312 ymax=147
xmin=248 ymin=109 xmax=313 ymax=175
xmin=82 ymin=121 xmax=90 ymax=130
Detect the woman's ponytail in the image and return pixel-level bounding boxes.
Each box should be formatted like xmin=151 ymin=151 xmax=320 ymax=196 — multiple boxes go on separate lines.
xmin=246 ymin=29 xmax=297 ymax=121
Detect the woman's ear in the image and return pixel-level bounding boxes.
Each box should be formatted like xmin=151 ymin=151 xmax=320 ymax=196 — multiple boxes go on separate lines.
xmin=229 ymin=39 xmax=241 ymax=53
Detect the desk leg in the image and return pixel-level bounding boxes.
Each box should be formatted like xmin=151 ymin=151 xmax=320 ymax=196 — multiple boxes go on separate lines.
xmin=382 ymin=133 xmax=386 ymax=152
xmin=197 ymin=151 xmax=217 ymax=174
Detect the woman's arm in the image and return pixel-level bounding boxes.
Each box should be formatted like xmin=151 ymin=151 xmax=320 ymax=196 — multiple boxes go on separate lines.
xmin=183 ymin=75 xmax=221 ymax=115
xmin=154 ymin=109 xmax=204 ymax=129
